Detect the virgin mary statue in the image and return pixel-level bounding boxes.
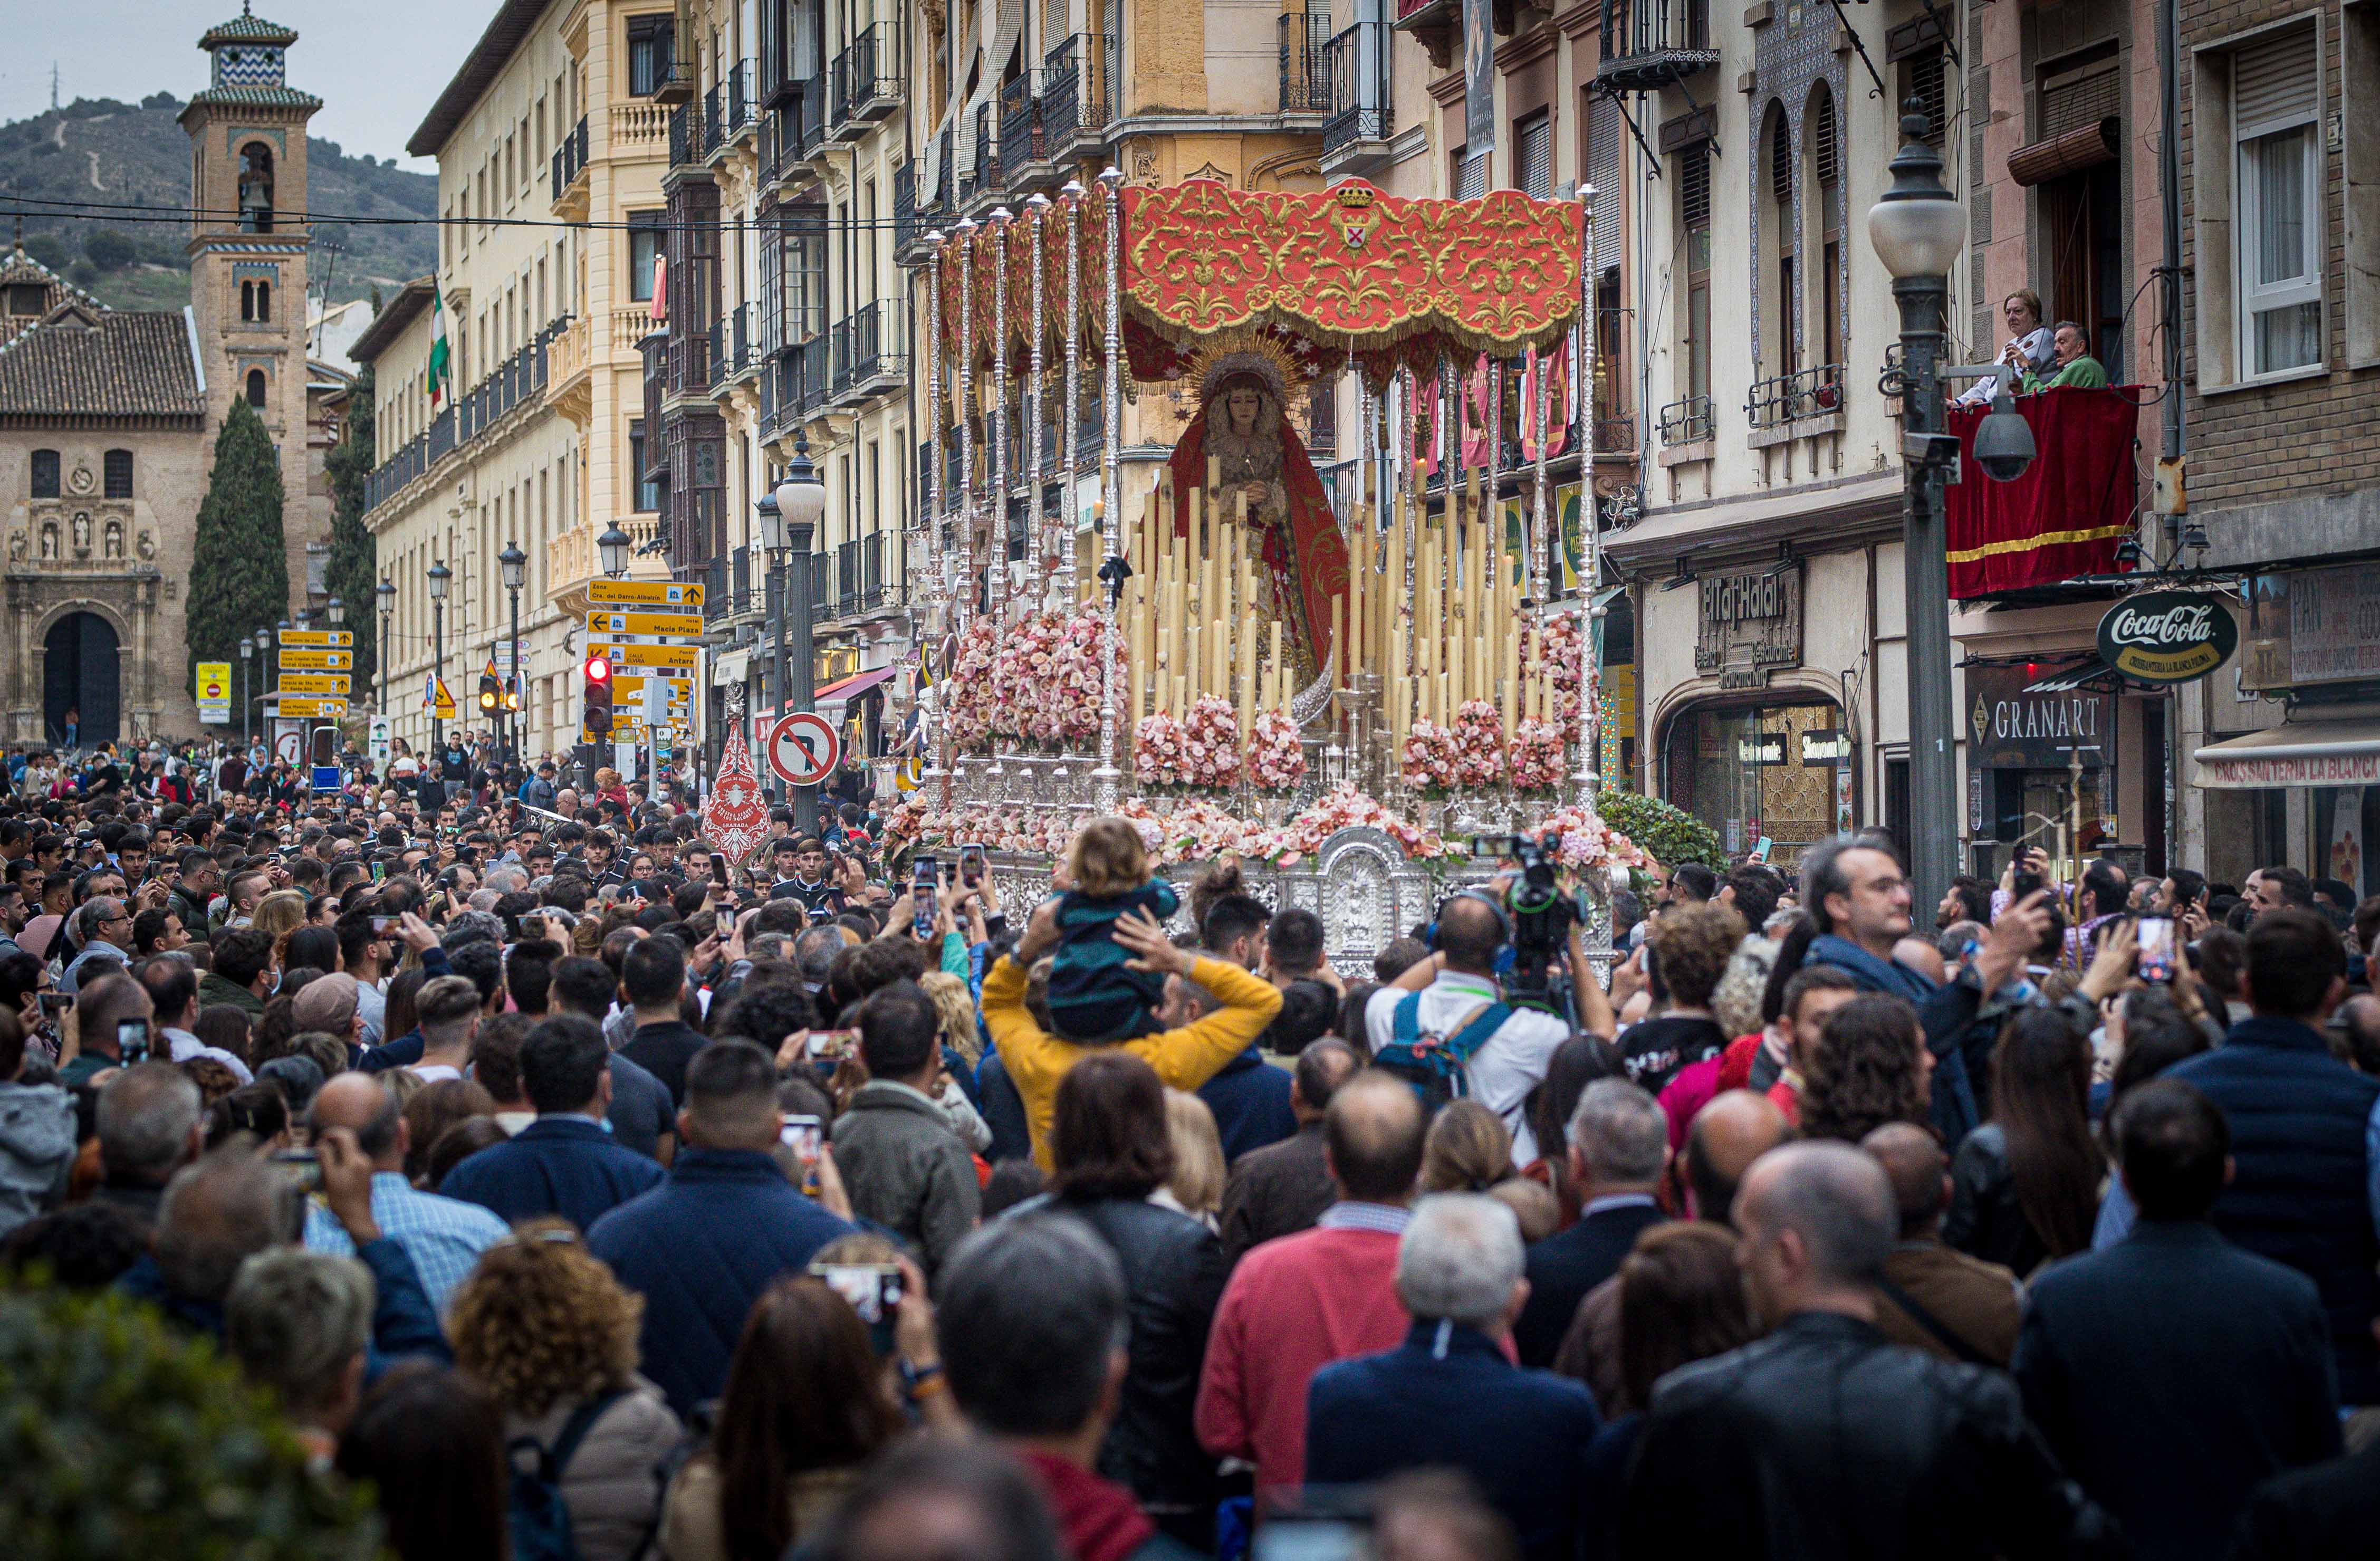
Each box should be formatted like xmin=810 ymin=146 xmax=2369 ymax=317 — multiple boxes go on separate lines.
xmin=1167 ymin=341 xmax=1350 ymax=682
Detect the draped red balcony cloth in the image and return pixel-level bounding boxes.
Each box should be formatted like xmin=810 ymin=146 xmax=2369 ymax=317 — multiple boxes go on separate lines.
xmin=1943 ymin=386 xmax=2141 ymax=598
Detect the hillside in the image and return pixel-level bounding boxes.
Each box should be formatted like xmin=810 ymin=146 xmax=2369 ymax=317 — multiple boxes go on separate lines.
xmin=0 ymin=93 xmax=437 ymax=313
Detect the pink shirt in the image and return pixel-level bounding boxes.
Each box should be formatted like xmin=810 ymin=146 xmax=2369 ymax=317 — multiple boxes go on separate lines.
xmin=1195 ymin=1218 xmax=1409 ymax=1496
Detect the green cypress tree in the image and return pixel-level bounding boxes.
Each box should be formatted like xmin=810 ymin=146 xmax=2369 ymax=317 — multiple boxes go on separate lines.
xmin=187 ymin=399 xmax=291 ymax=689
xmin=324 ymin=366 xmax=378 ymax=695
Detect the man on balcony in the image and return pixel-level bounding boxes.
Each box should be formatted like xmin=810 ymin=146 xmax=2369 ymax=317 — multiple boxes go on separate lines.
xmin=2023 ymin=322 xmax=2108 ymax=392
xmin=1955 ymin=290 xmax=2056 ymax=406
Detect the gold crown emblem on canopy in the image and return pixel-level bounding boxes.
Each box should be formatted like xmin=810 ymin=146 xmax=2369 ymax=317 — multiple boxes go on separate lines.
xmin=1187 ymin=327 xmax=1307 ymax=406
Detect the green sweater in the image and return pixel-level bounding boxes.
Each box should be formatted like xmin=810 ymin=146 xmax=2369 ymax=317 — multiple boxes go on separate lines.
xmin=2023 ymin=355 xmax=2108 ymax=392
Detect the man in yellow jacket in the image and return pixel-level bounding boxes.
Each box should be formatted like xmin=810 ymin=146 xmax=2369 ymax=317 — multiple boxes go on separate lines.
xmin=983 ymin=898 xmax=1285 ymax=1170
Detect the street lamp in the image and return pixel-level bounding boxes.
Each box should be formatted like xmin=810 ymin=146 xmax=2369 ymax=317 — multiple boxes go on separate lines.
xmin=776 ymin=433 xmax=827 ymax=834
xmin=597 ymin=523 xmax=631 ymax=580
xmin=375 ymin=578 xmax=396 ymax=734
xmin=238 ymin=637 xmax=254 ymax=750
xmin=500 ymin=540 xmax=526 ymax=768
xmin=1868 ymin=98 xmax=1966 ymax=910
xmin=326 ymin=596 xmax=345 ymax=627
xmin=427 ymin=560 xmax=452 ymax=759
xmin=756 ymin=491 xmax=788 ymax=802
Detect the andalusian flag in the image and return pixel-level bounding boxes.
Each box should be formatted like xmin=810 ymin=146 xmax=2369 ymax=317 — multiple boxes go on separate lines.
xmin=426 ymin=291 xmax=452 ymax=414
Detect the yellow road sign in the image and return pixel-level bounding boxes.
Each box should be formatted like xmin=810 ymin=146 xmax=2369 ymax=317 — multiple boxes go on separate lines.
xmin=593 ymin=643 xmax=701 ymax=671
xmin=612 ymin=674 xmax=694 ymax=706
xmin=590 ymin=580 xmax=706 ymax=608
xmin=278 ymin=630 xmax=356 ymax=648
xmin=277 ymin=673 xmax=351 ymax=695
xmin=433 ymin=678 xmax=456 ymax=720
xmin=586 ymin=610 xmax=704 ymax=639
xmin=279 ymin=648 xmax=354 ymax=671
xmin=276 ymin=697 xmax=350 ymax=719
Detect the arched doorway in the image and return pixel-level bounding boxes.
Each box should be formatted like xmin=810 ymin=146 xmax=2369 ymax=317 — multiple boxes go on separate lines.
xmin=43 ymin=612 xmax=120 ymax=750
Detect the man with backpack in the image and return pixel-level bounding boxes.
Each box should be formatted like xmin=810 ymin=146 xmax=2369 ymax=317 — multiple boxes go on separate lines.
xmin=1360 ymin=889 xmax=1609 ymax=1164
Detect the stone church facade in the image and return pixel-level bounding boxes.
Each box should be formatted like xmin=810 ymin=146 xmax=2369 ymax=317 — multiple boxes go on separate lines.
xmin=0 ymin=9 xmax=342 ymax=748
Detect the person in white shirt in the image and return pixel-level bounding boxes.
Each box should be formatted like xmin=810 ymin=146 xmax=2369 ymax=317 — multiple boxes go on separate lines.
xmin=1362 ymin=890 xmax=1613 ymax=1164
xmin=398 ymin=975 xmax=482 ymax=1083
xmin=138 ymin=953 xmax=253 ymax=1084
xmin=1955 ymin=289 xmax=2056 ymax=406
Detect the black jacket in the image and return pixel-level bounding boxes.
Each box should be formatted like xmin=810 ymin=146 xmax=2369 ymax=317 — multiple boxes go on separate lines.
xmin=1022 ymin=1192 xmax=1226 ymax=1533
xmin=2229 ymin=1436 xmax=2380 ymax=1560
xmin=1216 ymin=1122 xmax=1335 ymax=1268
xmin=1515 ymin=1199 xmax=1665 ymax=1368
xmin=1943 ymin=1123 xmax=2055 ymax=1277
xmin=1624 ymin=1311 xmax=2123 ymax=1560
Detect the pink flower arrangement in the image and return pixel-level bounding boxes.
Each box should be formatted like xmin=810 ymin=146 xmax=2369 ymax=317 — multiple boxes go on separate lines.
xmin=990 ymin=614 xmax=1066 ymax=746
xmin=1049 ymin=611 xmax=1120 ymax=742
xmin=1536 ymin=612 xmax=1588 ymax=726
xmin=1508 ymin=717 xmax=1567 ymax=793
xmin=1450 ymin=700 xmax=1506 ymax=789
xmin=1400 ymin=720 xmax=1458 ymax=796
xmin=1268 ymin=781 xmax=1458 ymax=866
xmin=1134 ymin=712 xmax=1190 ymax=788
xmin=941 ymin=620 xmax=1002 ymax=752
xmin=1246 ymin=710 xmax=1307 ymax=793
xmin=1537 ymin=801 xmax=1655 ymax=876
xmin=1180 ymin=696 xmax=1245 ymax=792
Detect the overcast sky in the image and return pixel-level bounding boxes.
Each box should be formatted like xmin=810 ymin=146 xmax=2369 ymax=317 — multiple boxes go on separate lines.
xmin=0 ymin=1 xmax=502 ymax=171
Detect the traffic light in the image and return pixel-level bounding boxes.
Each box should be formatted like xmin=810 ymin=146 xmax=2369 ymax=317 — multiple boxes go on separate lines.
xmin=582 ymin=652 xmax=613 ymax=738
xmin=477 ymin=658 xmax=502 ymax=714
xmin=503 ymin=675 xmax=521 ymax=712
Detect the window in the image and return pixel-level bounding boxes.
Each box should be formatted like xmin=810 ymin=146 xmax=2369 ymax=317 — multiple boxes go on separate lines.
xmin=1810 ymin=87 xmax=1842 ymax=371
xmin=255 ymin=279 xmax=271 ymax=322
xmin=629 ymin=212 xmax=665 ymax=302
xmin=629 ymin=420 xmax=662 ymax=512
xmin=240 ymin=280 xmax=254 ymax=322
xmin=1454 ymin=143 xmax=1487 ymax=199
xmin=1680 ymin=142 xmax=1712 ymax=406
xmin=103 ymin=449 xmax=132 ymax=499
xmin=628 ymin=14 xmax=676 ymax=96
xmin=246 ymin=369 xmax=267 ymax=408
xmin=1515 ymin=111 xmax=1553 ymax=200
xmin=1763 ymin=105 xmax=1798 ymax=377
xmin=5 ymin=283 xmax=44 ymax=317
xmin=2234 ymin=26 xmax=2323 ymax=375
xmin=238 ymin=142 xmax=274 ymax=232
xmin=30 ymin=449 xmax=59 ymax=499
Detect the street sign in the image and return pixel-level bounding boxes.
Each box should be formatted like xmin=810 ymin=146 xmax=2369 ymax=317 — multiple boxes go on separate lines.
xmin=277 ymin=673 xmax=351 ymax=695
xmin=590 ymin=580 xmax=706 ymax=608
xmin=279 ymin=648 xmax=354 ymax=671
xmin=195 ymin=661 xmax=231 ymax=724
xmin=279 ymin=630 xmax=356 ymax=648
xmin=278 ymin=698 xmax=349 ymax=719
xmin=609 ymin=715 xmax=692 ymax=741
xmin=274 ymin=727 xmax=304 ymax=765
xmin=369 ymin=715 xmax=391 ymax=765
xmin=431 ymin=678 xmax=456 ymax=721
xmin=612 ymin=674 xmax=693 ymax=707
xmin=593 ymin=643 xmax=701 ymax=672
xmin=767 ymin=712 xmax=840 ymax=786
xmin=586 ymin=610 xmax=704 ymax=639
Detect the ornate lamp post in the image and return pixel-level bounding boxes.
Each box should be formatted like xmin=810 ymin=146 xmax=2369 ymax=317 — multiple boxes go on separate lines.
xmin=426 ymin=561 xmax=451 ymax=760
xmin=500 ymin=540 xmax=527 ymax=765
xmin=775 ymin=432 xmax=828 ymax=836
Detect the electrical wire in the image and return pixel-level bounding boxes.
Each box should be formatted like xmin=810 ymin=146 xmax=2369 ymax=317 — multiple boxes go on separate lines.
xmin=3 ymin=193 xmax=931 ymax=235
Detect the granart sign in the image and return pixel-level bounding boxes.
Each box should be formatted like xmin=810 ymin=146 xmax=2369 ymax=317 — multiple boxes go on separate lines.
xmin=2096 ymin=591 xmax=2238 ymax=684
xmin=1968 ymin=665 xmax=2110 ymax=770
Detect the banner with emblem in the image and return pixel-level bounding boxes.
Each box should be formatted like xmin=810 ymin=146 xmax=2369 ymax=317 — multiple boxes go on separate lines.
xmin=702 ymin=723 xmax=772 ymax=863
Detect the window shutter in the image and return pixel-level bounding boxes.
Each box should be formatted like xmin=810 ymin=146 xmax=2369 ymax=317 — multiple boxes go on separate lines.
xmin=1813 ymin=94 xmax=1839 ymax=188
xmin=2234 ymin=25 xmax=2317 ymax=135
xmin=1904 ymin=49 xmax=1946 ymax=147
xmin=1519 ymin=114 xmax=1553 ymax=199
xmin=1680 ymin=142 xmax=1712 ymax=228
xmin=1770 ymin=122 xmax=1793 ymax=205
xmin=1588 ymin=93 xmax=1623 ymax=261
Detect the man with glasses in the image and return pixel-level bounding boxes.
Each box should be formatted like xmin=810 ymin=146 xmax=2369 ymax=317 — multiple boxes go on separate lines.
xmin=61 ymin=896 xmax=134 ymax=995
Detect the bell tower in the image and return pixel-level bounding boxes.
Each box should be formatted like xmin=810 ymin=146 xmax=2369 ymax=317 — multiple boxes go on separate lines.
xmin=180 ymin=4 xmax=320 ymax=611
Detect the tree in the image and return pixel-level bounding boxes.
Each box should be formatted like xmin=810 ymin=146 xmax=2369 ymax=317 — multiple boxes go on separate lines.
xmin=187 ymin=399 xmax=291 ymax=690
xmin=84 ymin=227 xmax=134 ymax=272
xmin=324 ymin=367 xmax=378 ymax=696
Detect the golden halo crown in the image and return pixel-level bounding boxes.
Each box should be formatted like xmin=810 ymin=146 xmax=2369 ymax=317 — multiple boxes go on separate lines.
xmin=1187 ymin=327 xmax=1306 ymax=406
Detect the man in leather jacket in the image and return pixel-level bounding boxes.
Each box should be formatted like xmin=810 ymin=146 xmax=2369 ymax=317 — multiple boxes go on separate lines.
xmin=1624 ymin=1142 xmax=2124 ymax=1559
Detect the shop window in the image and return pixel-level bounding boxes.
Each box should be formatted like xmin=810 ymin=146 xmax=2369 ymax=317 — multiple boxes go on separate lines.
xmin=1663 ymin=699 xmax=1848 ymax=859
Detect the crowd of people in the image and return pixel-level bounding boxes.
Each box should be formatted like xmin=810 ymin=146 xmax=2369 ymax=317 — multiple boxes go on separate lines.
xmin=3 ymin=740 xmax=2378 ymax=1561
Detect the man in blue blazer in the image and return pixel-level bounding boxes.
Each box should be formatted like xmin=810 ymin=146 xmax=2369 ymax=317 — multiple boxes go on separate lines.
xmin=1306 ymin=1193 xmax=1601 ymax=1561
xmin=589 ymin=1039 xmax=854 ymax=1416
xmin=439 ymin=1015 xmax=663 ymax=1231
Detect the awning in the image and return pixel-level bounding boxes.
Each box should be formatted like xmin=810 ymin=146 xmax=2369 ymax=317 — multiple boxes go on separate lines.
xmin=2193 ymin=719 xmax=2380 ymax=789
xmin=814 ymin=666 xmax=897 ymax=708
xmin=2009 ymin=118 xmax=2121 ymax=187
xmin=2024 ymin=657 xmax=2118 ymax=694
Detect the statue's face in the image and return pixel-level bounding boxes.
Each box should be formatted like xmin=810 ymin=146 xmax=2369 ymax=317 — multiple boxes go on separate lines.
xmin=1225 ymin=387 xmax=1260 ymax=433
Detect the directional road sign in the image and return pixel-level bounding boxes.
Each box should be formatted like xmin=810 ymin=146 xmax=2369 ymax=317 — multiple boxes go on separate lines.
xmin=594 ymin=643 xmax=701 ymax=672
xmin=279 ymin=648 xmax=354 ymax=671
xmin=277 ymin=697 xmax=349 ymax=719
xmin=587 ymin=610 xmax=704 ymax=639
xmin=590 ymin=580 xmax=706 ymax=608
xmin=767 ymin=712 xmax=841 ymax=786
xmin=277 ymin=673 xmax=351 ymax=695
xmin=612 ymin=674 xmax=693 ymax=709
xmin=279 ymin=630 xmax=356 ymax=648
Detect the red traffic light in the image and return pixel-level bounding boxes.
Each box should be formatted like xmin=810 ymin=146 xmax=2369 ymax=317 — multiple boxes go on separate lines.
xmin=583 ymin=654 xmax=612 ymax=684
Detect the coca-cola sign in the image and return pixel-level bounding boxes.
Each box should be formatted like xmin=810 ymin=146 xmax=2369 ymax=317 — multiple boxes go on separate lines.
xmin=2096 ymin=590 xmax=2239 ymax=684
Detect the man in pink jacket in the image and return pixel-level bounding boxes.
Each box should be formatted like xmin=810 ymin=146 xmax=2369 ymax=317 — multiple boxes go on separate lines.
xmin=1195 ymin=1070 xmax=1422 ymax=1497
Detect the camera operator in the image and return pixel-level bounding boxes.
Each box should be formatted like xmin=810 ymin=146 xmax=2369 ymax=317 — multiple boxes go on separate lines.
xmin=1361 ymin=878 xmax=1614 ymax=1165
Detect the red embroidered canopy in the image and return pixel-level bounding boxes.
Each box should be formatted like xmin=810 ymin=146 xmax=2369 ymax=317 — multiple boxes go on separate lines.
xmin=933 ymin=178 xmax=1583 ymax=387
xmin=1944 ymin=388 xmax=2142 ymax=597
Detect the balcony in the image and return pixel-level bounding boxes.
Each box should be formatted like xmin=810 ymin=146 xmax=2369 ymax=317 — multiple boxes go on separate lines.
xmin=830 ymin=22 xmax=903 ymax=133
xmin=725 ymin=60 xmax=757 ymax=146
xmin=1596 ymin=0 xmax=1719 ymax=92
xmin=1658 ymin=395 xmax=1715 ymax=447
xmin=667 ymin=100 xmax=709 ymax=169
xmin=1279 ymin=11 xmax=1334 ymax=115
xmin=1321 ymin=23 xmax=1393 ymax=170
xmin=830 ymin=299 xmax=910 ymax=407
xmin=1042 ymin=35 xmax=1116 ymax=161
xmin=549 ymin=115 xmax=589 ymax=215
xmin=832 ymin=532 xmax=891 ymax=619
xmin=613 ymin=101 xmax=671 ymax=157
xmin=548 ymin=313 xmax=593 ymax=424
xmin=969 ymin=103 xmax=996 ymax=207
xmin=999 ymin=75 xmax=1045 ymax=186
xmin=893 ymin=161 xmax=926 ymax=260
xmin=1745 ymin=363 xmax=1844 ymax=442
xmin=546 ymin=515 xmax=667 ymax=612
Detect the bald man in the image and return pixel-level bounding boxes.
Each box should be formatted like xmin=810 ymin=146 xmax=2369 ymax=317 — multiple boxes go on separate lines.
xmin=299 ymin=1073 xmax=506 ymax=1317
xmin=1861 ymin=1122 xmax=2021 ymax=1366
xmin=1626 ymin=1142 xmax=2116 ymax=1556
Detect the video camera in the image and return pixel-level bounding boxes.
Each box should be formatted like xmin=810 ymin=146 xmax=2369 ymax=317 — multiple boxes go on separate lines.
xmin=1470 ymin=828 xmax=1584 ymax=1020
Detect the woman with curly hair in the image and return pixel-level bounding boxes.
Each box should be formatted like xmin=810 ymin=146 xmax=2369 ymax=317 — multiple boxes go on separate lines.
xmin=445 ymin=1220 xmax=682 ymax=1561
xmin=252 ymin=889 xmax=309 ymax=972
xmin=659 ymin=1275 xmax=907 ymax=1561
xmin=1798 ymin=992 xmax=1933 ymax=1145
